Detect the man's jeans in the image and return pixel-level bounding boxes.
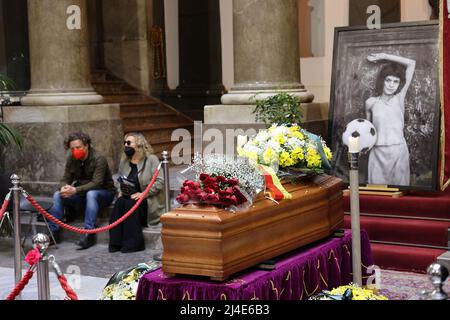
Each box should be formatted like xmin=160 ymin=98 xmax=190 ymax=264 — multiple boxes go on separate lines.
xmin=48 ymin=190 xmax=115 ymax=232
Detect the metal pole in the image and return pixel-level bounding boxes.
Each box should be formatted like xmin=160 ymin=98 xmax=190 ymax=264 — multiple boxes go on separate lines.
xmin=153 ymin=151 xmax=170 ymax=262
xmin=162 ymin=150 xmax=171 ymax=212
xmin=33 ymin=233 xmax=51 ymax=300
xmin=348 ymin=152 xmax=362 ymax=286
xmin=10 ymin=174 xmax=22 ymax=300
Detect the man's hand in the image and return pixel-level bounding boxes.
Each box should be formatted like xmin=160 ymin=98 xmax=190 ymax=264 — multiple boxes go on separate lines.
xmin=131 ymin=192 xmax=144 ymax=201
xmin=60 ymin=185 xmax=77 ymax=198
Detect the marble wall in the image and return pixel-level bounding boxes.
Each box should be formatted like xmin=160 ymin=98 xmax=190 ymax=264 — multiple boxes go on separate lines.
xmin=1 ymin=104 xmax=122 ymax=196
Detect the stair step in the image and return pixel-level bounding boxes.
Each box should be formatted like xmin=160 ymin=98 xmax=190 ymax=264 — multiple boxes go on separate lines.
xmin=121 ymin=101 xmax=193 ymax=122
xmin=370 ymin=242 xmax=446 ymax=273
xmin=123 ymin=122 xmax=194 ymax=132
xmin=344 ymin=215 xmax=450 ymax=248
xmin=150 ymin=136 xmax=194 ymax=147
xmin=99 ymin=90 xmax=141 ymax=96
xmin=141 ymin=127 xmax=194 ymax=145
xmin=343 ymin=190 xmax=450 ymax=220
xmin=60 ymin=222 xmax=162 ymax=250
xmin=120 ymin=104 xmax=170 ymax=115
xmin=90 ymin=68 xmax=194 ymax=163
xmin=120 ymin=100 xmax=162 ymax=106
xmin=92 ymin=80 xmax=126 ymax=85
xmin=120 ymin=111 xmax=178 ymax=119
xmin=102 ymin=95 xmax=150 ymax=103
xmin=124 ymin=120 xmax=191 ymax=131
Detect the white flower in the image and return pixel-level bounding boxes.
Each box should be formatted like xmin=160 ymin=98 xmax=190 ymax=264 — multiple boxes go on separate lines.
xmin=267 ymin=139 xmax=282 ymax=153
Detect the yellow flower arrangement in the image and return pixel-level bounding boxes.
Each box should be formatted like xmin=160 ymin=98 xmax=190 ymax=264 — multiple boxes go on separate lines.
xmin=238 ymin=124 xmax=332 ymax=172
xmin=100 ymin=262 xmax=161 ymax=300
xmin=310 ymin=284 xmax=388 ymax=300
xmin=329 ymin=285 xmax=388 ymax=300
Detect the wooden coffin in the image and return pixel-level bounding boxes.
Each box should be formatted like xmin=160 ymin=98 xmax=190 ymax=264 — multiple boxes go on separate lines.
xmin=161 ymin=175 xmax=343 ymax=281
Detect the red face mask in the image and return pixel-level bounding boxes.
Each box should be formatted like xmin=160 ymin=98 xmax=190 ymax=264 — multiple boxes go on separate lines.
xmin=72 ymin=148 xmax=87 ymax=160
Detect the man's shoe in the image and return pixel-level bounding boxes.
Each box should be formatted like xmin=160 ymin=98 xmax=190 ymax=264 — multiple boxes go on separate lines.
xmin=76 ymin=234 xmax=96 ymax=250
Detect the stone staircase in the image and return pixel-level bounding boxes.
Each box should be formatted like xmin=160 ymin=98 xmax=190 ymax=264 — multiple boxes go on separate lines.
xmin=91 ymin=69 xmax=195 ymax=159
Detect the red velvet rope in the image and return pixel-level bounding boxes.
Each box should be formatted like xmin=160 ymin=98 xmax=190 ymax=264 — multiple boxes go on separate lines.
xmin=57 ymin=275 xmax=78 ymax=300
xmin=0 ymin=197 xmax=10 ymax=222
xmin=5 ymin=270 xmax=35 ymax=300
xmin=23 ymin=166 xmax=161 ymax=235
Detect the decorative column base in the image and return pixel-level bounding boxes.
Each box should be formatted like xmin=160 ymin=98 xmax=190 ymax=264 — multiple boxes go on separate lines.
xmin=1 ymin=104 xmax=122 ymax=195
xmin=21 ymin=91 xmax=104 ymax=106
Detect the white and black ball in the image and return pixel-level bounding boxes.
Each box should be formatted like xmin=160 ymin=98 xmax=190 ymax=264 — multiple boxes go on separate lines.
xmin=342 ymin=119 xmax=377 ymax=153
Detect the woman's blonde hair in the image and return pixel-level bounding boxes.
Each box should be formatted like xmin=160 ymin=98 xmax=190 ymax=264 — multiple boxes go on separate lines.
xmin=122 ymin=132 xmax=154 ymax=161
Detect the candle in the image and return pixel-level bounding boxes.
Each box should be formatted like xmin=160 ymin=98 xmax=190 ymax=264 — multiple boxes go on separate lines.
xmin=348 ymin=136 xmax=360 ymax=153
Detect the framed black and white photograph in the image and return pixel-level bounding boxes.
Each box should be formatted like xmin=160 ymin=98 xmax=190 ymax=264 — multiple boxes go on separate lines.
xmin=329 ymin=21 xmax=440 ymax=191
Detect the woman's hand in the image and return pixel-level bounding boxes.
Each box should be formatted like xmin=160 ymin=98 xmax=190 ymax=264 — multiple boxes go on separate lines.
xmin=367 ymin=53 xmax=386 ymax=63
xmin=131 ymin=192 xmax=144 ymax=200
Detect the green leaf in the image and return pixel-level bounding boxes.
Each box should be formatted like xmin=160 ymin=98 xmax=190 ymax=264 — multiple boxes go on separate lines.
xmin=0 ymin=124 xmax=23 ymax=149
xmin=252 ymin=92 xmax=303 ymax=127
xmin=0 ymin=74 xmax=16 ymax=91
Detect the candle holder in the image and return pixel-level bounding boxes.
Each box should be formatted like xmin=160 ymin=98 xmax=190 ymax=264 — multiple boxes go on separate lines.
xmin=348 ymin=152 xmax=359 ymax=170
xmin=348 ymin=151 xmax=362 ymax=287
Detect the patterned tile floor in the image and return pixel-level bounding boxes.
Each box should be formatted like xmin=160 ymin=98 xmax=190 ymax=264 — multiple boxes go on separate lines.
xmin=379 ymin=269 xmax=450 ymax=300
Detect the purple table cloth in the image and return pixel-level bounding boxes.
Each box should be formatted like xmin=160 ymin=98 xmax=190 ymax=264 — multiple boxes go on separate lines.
xmin=137 ymin=230 xmax=373 ymax=300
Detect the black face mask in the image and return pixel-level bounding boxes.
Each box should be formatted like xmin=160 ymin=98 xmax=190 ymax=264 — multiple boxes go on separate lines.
xmin=124 ymin=146 xmax=136 ymax=157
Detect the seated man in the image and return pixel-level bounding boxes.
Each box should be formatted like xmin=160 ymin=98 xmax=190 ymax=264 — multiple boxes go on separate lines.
xmin=48 ymin=132 xmax=115 ymax=249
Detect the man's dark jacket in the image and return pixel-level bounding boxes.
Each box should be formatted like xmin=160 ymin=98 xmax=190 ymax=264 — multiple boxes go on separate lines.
xmin=60 ymin=148 xmax=115 ymax=195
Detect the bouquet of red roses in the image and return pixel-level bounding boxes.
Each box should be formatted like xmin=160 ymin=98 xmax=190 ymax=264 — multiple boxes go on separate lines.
xmin=176 ymin=173 xmax=249 ymax=207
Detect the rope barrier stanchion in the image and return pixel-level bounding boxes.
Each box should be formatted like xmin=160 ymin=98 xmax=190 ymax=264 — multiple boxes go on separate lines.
xmin=22 ymin=165 xmax=161 ymax=235
xmin=154 ymin=151 xmax=170 ymax=262
xmin=32 ymin=234 xmax=51 ymax=300
xmin=5 ymin=247 xmax=42 ymax=300
xmin=10 ymin=174 xmax=23 ymax=300
xmin=162 ymin=151 xmax=171 ymax=213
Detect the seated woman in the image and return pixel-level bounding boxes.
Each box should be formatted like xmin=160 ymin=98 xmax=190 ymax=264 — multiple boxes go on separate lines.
xmin=109 ymin=132 xmax=165 ymax=253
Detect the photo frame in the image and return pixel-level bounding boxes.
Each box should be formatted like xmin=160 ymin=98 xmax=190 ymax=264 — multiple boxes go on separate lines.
xmin=328 ymin=21 xmax=440 ymax=191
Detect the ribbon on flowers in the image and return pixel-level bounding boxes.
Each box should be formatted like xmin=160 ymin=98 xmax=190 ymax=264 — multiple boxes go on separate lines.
xmin=304 ymin=132 xmax=331 ymax=171
xmin=258 ymin=165 xmax=292 ymax=201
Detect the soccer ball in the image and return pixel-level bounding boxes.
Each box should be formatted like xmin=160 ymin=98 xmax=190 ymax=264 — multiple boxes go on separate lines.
xmin=342 ymin=119 xmax=377 ymax=153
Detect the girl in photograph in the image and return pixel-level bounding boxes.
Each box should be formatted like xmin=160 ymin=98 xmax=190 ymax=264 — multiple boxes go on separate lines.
xmin=365 ymin=53 xmax=416 ymax=186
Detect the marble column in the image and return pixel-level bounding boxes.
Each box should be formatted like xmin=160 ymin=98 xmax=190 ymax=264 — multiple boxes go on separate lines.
xmin=21 ymin=0 xmax=103 ymax=106
xmin=1 ymin=0 xmax=122 ymax=195
xmin=221 ymin=0 xmax=314 ymax=104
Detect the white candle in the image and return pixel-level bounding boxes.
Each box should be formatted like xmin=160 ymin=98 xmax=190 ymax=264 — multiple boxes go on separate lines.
xmin=348 ymin=136 xmax=360 ymax=153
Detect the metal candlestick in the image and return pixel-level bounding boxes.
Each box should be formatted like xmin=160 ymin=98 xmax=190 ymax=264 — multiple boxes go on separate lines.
xmin=348 ymin=152 xmax=362 ymax=286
